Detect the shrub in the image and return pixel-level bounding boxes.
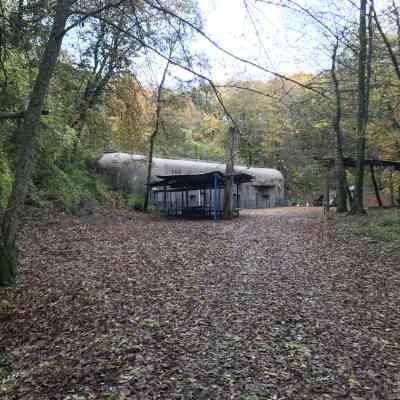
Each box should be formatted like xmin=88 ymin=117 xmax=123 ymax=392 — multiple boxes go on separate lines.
xmin=0 ymin=157 xmax=13 ymax=209
xmin=124 ymin=194 xmax=145 ymax=211
xmin=31 ymin=159 xmax=110 ymax=213
xmin=381 ymin=214 xmax=400 ymax=227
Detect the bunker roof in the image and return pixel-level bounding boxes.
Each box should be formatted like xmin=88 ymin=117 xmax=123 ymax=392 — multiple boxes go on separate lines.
xmin=98 ymin=153 xmax=284 ymax=186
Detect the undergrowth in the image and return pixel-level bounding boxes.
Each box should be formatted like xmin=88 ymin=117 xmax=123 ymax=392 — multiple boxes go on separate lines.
xmin=0 ymin=350 xmax=11 ymax=384
xmin=123 ymin=193 xmax=145 ymax=211
xmin=346 ymin=208 xmax=400 ymax=254
xmin=29 ymin=158 xmax=110 ymax=213
xmin=0 ymin=149 xmax=150 ymax=215
xmin=0 ymin=154 xmax=13 ymax=209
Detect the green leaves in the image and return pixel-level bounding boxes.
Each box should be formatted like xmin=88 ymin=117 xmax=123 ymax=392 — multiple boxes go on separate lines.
xmin=0 ymin=154 xmax=13 ymax=209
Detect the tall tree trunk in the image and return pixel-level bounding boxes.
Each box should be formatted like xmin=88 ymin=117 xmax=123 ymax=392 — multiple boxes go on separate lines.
xmin=144 ymin=134 xmax=156 ymax=211
xmin=370 ymin=164 xmax=383 ymax=207
xmin=223 ymin=126 xmax=237 ymax=219
xmin=397 ymin=184 xmax=400 ymax=207
xmin=144 ymin=59 xmax=170 ymax=212
xmin=354 ymin=0 xmax=369 ymax=215
xmin=389 ymin=168 xmax=395 ymax=207
xmin=331 ymin=38 xmax=347 ymax=213
xmin=0 ymin=0 xmax=71 ymax=287
xmin=281 ymin=166 xmax=289 ymax=206
xmin=323 ymin=163 xmax=330 ymax=215
xmin=373 ymin=3 xmax=400 ymax=81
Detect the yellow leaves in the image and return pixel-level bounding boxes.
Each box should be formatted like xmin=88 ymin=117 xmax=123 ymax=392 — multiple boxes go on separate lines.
xmin=287 ymin=72 xmax=314 ymax=85
xmin=106 ymin=75 xmax=154 ymax=152
xmin=0 ymin=299 xmax=15 ymax=315
xmin=313 ymin=120 xmax=330 ymax=129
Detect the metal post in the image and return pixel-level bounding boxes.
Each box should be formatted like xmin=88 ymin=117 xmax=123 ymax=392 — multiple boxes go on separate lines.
xmin=181 ymin=191 xmax=184 ymax=215
xmin=217 ymin=187 xmax=222 ymax=219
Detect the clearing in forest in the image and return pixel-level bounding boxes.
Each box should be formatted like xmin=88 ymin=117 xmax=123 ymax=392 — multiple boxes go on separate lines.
xmin=1 ymin=207 xmax=399 ymax=399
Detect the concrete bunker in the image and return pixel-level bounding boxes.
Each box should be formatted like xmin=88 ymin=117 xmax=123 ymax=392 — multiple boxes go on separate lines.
xmin=97 ymin=153 xmax=285 ymax=209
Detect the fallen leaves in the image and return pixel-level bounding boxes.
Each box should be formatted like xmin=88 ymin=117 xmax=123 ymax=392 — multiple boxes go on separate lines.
xmin=0 ymin=207 xmax=399 ymax=399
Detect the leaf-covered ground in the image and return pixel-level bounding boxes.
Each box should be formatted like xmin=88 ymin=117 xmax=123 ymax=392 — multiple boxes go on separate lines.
xmin=1 ymin=207 xmax=400 ymax=399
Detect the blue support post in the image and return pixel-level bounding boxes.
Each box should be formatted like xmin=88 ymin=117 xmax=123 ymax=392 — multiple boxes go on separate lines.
xmin=217 ymin=186 xmax=220 ymax=219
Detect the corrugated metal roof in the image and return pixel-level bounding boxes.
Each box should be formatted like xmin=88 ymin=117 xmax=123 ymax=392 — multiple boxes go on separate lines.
xmin=150 ymin=171 xmax=253 ymax=189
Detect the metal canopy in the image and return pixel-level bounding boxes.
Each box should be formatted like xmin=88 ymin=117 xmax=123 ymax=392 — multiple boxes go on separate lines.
xmin=150 ymin=171 xmax=253 ymax=190
xmin=149 ymin=171 xmax=252 ymax=220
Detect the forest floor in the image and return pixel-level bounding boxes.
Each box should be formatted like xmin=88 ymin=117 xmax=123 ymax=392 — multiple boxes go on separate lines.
xmin=1 ymin=206 xmax=400 ymax=400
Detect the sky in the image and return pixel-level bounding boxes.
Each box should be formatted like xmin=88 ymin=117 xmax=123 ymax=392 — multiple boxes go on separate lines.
xmin=67 ymin=0 xmax=393 ymax=87
xmin=195 ymin=0 xmax=395 ymax=84
xmin=64 ymin=0 xmax=326 ymax=86
xmin=197 ymin=0 xmax=290 ymax=81
xmin=188 ymin=0 xmax=329 ymax=82
xmin=138 ymin=0 xmax=339 ymax=88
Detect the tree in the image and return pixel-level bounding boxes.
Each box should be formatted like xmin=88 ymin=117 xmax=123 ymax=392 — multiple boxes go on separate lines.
xmin=0 ymin=0 xmax=206 ymax=286
xmin=144 ymin=56 xmax=171 ymax=211
xmin=353 ymin=0 xmax=371 ymax=215
xmin=106 ymin=75 xmax=153 ymax=153
xmin=0 ymin=0 xmax=72 ymax=286
xmin=71 ymin=5 xmax=143 ymax=141
xmin=331 ymin=37 xmax=348 ymax=213
xmin=223 ymin=126 xmax=237 ymax=219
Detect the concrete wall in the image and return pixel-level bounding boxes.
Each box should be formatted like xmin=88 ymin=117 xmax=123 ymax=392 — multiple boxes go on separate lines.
xmin=98 ymin=153 xmax=285 ymax=208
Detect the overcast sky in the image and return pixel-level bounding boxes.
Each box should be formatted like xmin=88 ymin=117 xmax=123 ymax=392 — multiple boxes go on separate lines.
xmin=194 ymin=0 xmax=328 ymax=82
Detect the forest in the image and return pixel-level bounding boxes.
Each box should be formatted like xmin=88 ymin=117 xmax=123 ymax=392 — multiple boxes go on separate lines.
xmin=0 ymin=1 xmax=400 ymax=398
xmin=0 ymin=1 xmax=398 ymax=272
xmin=0 ymin=0 xmax=400 ymax=283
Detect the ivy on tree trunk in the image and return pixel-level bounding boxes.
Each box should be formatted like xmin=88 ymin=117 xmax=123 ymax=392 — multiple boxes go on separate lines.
xmin=0 ymin=0 xmax=71 ymax=287
xmin=353 ymin=0 xmax=369 ymax=215
xmin=331 ymin=38 xmax=348 ymax=213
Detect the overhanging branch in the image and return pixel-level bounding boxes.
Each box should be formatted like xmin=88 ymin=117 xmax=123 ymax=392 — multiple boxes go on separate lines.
xmin=143 ymin=0 xmax=329 ymax=99
xmin=0 ymin=110 xmax=49 ymax=120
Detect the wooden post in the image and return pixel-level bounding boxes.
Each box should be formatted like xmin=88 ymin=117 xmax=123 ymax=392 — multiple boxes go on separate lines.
xmin=370 ymin=164 xmax=383 ymax=207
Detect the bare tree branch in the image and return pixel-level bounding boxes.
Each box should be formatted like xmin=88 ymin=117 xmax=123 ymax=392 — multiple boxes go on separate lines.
xmin=373 ymin=1 xmax=400 ymax=81
xmin=142 ymin=0 xmax=329 ymax=98
xmin=91 ymin=14 xmax=242 ymax=132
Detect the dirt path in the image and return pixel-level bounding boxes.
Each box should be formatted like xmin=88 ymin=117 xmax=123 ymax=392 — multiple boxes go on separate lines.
xmin=1 ymin=207 xmax=399 ymax=399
